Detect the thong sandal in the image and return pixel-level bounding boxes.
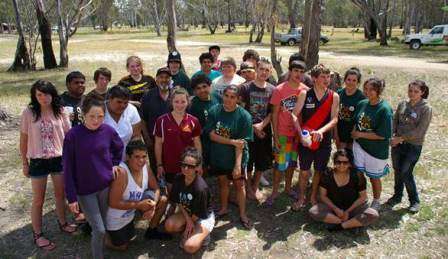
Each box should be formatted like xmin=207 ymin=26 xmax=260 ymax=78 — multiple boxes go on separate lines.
xmin=239 ymin=217 xmax=253 ymax=230
xmin=33 ymin=232 xmax=56 ymax=251
xmin=58 ymin=221 xmax=77 ymax=234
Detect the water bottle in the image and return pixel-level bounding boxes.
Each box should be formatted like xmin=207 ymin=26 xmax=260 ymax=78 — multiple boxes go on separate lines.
xmin=301 ymin=130 xmax=312 ymax=147
xmin=158 ymin=177 xmax=168 ymax=196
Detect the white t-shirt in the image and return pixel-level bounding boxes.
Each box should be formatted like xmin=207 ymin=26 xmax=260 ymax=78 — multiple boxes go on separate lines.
xmin=104 ymin=104 xmax=141 ymax=160
xmin=212 ymin=74 xmax=245 ymax=97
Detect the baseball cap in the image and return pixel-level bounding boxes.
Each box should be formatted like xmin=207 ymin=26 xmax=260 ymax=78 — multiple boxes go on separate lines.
xmin=156 ymin=67 xmax=171 ymax=77
xmin=168 ymin=51 xmax=182 ymax=62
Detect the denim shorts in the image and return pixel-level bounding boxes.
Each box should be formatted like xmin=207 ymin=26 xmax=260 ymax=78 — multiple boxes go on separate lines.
xmin=29 ymin=156 xmax=63 ymax=178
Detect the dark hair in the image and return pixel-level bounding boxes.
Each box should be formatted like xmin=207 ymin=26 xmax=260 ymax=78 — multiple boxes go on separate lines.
xmin=107 ymin=85 xmax=131 ymax=100
xmin=209 ymin=45 xmax=220 ymax=52
xmin=126 ymin=139 xmax=147 ymax=156
xmin=310 ymin=64 xmax=331 ymax=78
xmin=191 ymin=74 xmax=211 ymax=89
xmin=181 ymin=147 xmax=203 ymax=167
xmin=288 ymin=52 xmax=305 ymax=65
xmin=66 ymin=71 xmax=86 ymax=86
xmin=81 ymin=96 xmax=105 ymax=114
xmin=223 ymin=84 xmax=240 ymax=96
xmin=288 ymin=60 xmax=306 ymax=71
xmin=199 ymin=52 xmax=215 ymax=64
xmin=29 ymin=80 xmax=63 ymax=122
xmin=257 ymin=57 xmax=272 ymax=67
xmin=332 ymin=149 xmax=353 ymax=166
xmin=343 ymin=67 xmax=362 ymax=83
xmin=409 ymin=79 xmax=429 ymax=99
xmin=363 ymin=77 xmax=386 ymax=96
xmin=93 ymin=67 xmax=112 ymax=83
xmin=242 ymin=49 xmax=260 ymax=62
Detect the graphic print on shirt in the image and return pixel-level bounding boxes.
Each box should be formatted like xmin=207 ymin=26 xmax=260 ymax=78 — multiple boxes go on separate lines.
xmin=215 ymin=121 xmax=231 ymax=139
xmin=249 ymin=91 xmax=271 ymax=123
xmin=40 ymin=119 xmax=55 ymax=157
xmin=122 ymin=190 xmax=143 ymax=218
xmin=339 ymin=103 xmax=355 ymax=122
xmin=357 ymin=112 xmax=373 ymax=132
xmin=179 ymin=191 xmax=194 ymax=214
xmin=280 ymin=95 xmax=298 ymax=113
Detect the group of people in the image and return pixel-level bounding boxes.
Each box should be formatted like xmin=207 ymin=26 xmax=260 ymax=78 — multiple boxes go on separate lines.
xmin=19 ymin=45 xmax=432 ymax=257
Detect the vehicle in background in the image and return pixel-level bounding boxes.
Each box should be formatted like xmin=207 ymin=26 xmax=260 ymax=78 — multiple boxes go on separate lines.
xmin=274 ymin=28 xmax=330 ymax=46
xmin=404 ymin=24 xmax=448 ymax=50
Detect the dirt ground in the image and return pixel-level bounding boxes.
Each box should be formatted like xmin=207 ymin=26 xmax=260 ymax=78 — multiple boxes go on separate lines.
xmin=0 ymin=35 xmax=447 ymax=258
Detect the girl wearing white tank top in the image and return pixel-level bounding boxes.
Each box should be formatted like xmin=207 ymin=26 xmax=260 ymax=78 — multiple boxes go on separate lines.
xmin=106 ymin=161 xmax=149 ymax=231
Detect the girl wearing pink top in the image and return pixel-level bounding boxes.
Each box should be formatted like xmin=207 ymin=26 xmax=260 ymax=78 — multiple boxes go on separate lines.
xmin=20 ymin=80 xmax=76 ymax=251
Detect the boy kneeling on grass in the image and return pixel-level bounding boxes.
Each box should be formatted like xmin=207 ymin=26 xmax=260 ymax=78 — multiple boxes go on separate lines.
xmin=105 ymin=140 xmax=170 ymax=250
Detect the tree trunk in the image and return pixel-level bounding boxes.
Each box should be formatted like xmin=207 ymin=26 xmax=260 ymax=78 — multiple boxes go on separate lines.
xmin=255 ymin=23 xmax=265 ymax=42
xmin=378 ymin=0 xmax=389 ymax=45
xmin=166 ymin=0 xmax=177 ymax=52
xmin=249 ymin=22 xmax=256 ymax=43
xmin=35 ymin=0 xmax=57 ymax=69
xmin=300 ymin=0 xmax=312 ymax=59
xmin=9 ymin=0 xmax=32 ymax=72
xmin=287 ymin=0 xmax=298 ymax=29
xmin=270 ymin=0 xmax=283 ymax=78
xmin=388 ymin=0 xmax=397 ymax=38
xmin=403 ymin=0 xmax=414 ymax=35
xmin=305 ymin=0 xmax=322 ymax=69
xmin=56 ymin=0 xmax=69 ymax=67
xmin=152 ymin=0 xmax=162 ymax=36
xmin=98 ymin=0 xmax=113 ymax=31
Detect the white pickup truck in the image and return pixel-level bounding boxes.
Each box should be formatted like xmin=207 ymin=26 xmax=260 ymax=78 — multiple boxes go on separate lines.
xmin=404 ymin=24 xmax=448 ymax=50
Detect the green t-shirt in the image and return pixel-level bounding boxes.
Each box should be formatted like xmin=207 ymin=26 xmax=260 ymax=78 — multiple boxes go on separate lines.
xmin=204 ymin=105 xmax=253 ymax=171
xmin=172 ymin=71 xmax=192 ymax=95
xmin=353 ymin=99 xmax=393 ymax=159
xmin=337 ymin=88 xmax=366 ymax=143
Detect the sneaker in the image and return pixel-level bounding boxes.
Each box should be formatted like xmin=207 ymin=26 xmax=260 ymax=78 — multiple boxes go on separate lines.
xmin=144 ymin=228 xmax=172 ymax=240
xmin=370 ymin=200 xmax=381 ymax=212
xmin=260 ymin=174 xmax=270 ymax=187
xmin=385 ymin=196 xmax=402 ymax=207
xmin=408 ymin=203 xmax=420 ymax=213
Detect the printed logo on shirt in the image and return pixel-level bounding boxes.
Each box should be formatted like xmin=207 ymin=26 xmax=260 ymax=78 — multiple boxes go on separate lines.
xmin=182 ymin=124 xmax=192 ymax=133
xmin=215 ymin=121 xmax=232 ymax=139
xmin=357 ymin=112 xmax=373 ymax=131
xmin=339 ymin=104 xmax=354 ymax=121
xmin=129 ymin=191 xmax=143 ymax=201
xmin=280 ymin=95 xmax=298 ymax=112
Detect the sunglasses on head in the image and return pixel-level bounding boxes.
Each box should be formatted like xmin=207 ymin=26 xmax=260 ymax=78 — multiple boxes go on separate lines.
xmin=181 ymin=162 xmax=197 ymax=169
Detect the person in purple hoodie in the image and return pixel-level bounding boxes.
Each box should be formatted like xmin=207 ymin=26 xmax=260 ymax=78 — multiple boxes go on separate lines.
xmin=63 ymin=97 xmax=123 ymax=259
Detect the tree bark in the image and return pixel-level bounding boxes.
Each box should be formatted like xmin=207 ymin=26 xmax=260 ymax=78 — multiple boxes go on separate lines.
xmin=300 ymin=0 xmax=312 ymax=59
xmin=9 ymin=0 xmax=32 ymax=72
xmin=305 ymin=0 xmax=322 ymax=69
xmin=34 ymin=0 xmax=57 ymax=69
xmin=56 ymin=0 xmax=68 ymax=67
xmin=270 ymin=0 xmax=283 ymax=78
xmin=97 ymin=0 xmax=113 ymax=31
xmin=166 ymin=0 xmax=177 ymax=52
xmin=151 ymin=0 xmax=162 ymax=36
xmin=287 ymin=0 xmax=298 ymax=29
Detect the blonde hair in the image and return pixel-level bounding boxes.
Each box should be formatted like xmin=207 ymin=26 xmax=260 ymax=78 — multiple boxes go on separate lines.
xmin=126 ymin=56 xmax=144 ymax=74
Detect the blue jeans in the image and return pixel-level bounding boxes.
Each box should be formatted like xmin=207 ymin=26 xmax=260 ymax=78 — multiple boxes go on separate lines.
xmin=391 ymin=143 xmax=422 ymax=205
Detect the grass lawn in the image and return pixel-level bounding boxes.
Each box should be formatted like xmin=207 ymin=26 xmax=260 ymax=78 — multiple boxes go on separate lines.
xmin=0 ymin=27 xmax=447 ymax=258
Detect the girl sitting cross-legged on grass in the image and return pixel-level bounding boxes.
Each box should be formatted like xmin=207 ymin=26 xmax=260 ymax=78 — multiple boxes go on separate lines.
xmin=309 ymin=150 xmax=379 ymax=231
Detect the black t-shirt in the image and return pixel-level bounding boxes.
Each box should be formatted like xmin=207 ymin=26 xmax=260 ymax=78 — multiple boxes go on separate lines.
xmin=170 ymin=174 xmax=212 ymax=219
xmin=141 ymin=87 xmax=171 ymax=135
xmin=301 ymin=88 xmax=333 ymax=146
xmin=60 ymin=91 xmax=84 ymax=126
xmin=118 ymin=75 xmax=156 ymax=102
xmin=319 ymin=169 xmax=367 ymax=210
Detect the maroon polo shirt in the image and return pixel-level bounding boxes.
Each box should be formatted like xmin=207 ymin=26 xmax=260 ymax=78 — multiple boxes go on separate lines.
xmin=153 ymin=113 xmax=201 ymax=174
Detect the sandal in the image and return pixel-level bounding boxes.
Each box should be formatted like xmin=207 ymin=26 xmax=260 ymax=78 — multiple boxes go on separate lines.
xmin=239 ymin=217 xmax=253 ymax=230
xmin=291 ymin=200 xmax=305 ymax=212
xmin=33 ymin=232 xmax=56 ymax=251
xmin=58 ymin=221 xmax=77 ymax=234
xmin=215 ymin=210 xmax=229 ymax=220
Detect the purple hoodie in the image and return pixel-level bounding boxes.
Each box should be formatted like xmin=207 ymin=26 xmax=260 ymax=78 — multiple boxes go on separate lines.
xmin=63 ymin=123 xmax=123 ymax=203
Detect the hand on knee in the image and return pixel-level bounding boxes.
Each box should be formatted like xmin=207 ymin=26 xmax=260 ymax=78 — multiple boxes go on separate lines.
xmin=183 ymin=240 xmax=200 ymax=254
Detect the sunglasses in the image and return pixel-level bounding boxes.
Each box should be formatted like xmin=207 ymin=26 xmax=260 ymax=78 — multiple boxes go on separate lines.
xmin=334 ymin=160 xmax=350 ymax=165
xmin=181 ymin=162 xmax=197 ymax=170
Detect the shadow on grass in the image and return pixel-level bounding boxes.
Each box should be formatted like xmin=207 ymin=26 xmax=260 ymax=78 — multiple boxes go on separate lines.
xmin=0 ymin=208 xmax=221 ymax=259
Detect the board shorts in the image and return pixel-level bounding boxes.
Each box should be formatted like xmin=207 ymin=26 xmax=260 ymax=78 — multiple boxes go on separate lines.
xmin=198 ymin=212 xmax=215 ymax=233
xmin=248 ymin=134 xmax=273 ymax=172
xmin=274 ymin=135 xmax=299 ymax=172
xmin=353 ymin=141 xmax=390 ymax=179
xmin=298 ymin=143 xmax=331 ymax=171
xmin=29 ymin=156 xmax=63 ymax=178
xmin=210 ymin=166 xmax=247 ymax=181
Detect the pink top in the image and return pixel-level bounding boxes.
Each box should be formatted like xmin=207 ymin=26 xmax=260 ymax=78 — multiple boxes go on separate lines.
xmin=20 ymin=107 xmax=71 ymax=159
xmin=270 ymin=82 xmax=306 ymax=137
